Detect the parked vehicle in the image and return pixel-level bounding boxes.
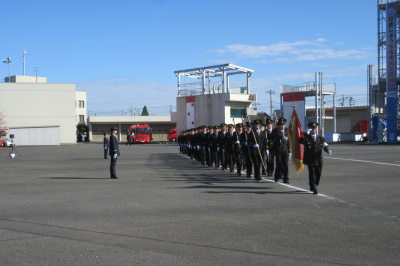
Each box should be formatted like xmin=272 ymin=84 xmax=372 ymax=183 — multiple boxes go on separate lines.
xmin=167 ymin=128 xmax=177 ymax=142
xmin=0 ymin=137 xmax=3 ymax=147
xmin=2 ymin=138 xmax=15 ymax=147
xmin=130 ymin=124 xmax=152 ymax=144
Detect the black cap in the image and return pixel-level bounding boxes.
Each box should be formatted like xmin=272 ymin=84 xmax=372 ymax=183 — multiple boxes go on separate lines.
xmin=220 ymin=123 xmax=227 ymax=127
xmin=266 ymin=118 xmax=272 ymax=124
xmin=277 ymin=118 xmax=287 ymax=125
xmin=245 ymin=122 xmax=252 ymax=127
xmin=253 ymin=119 xmax=261 ymax=125
xmin=308 ymin=122 xmax=318 ymax=129
xmin=236 ymin=123 xmax=243 ymax=128
xmin=228 ymin=124 xmax=234 ymax=128
xmin=103 ymin=132 xmax=108 ymax=136
xmin=111 ymin=127 xmax=117 ymax=131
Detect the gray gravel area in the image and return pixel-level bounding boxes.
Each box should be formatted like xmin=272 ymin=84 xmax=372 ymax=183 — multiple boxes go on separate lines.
xmin=0 ymin=143 xmax=399 ymax=265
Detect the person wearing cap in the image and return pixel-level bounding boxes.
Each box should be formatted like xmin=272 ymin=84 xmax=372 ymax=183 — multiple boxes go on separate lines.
xmin=299 ymin=122 xmax=331 ymax=195
xmin=103 ymin=132 xmax=109 ymax=159
xmin=225 ymin=124 xmax=236 ymax=173
xmin=199 ymin=125 xmax=207 ymax=166
xmin=271 ymin=118 xmax=291 ymax=183
xmin=189 ymin=128 xmax=195 ymax=160
xmin=247 ymin=119 xmax=268 ymax=181
xmin=212 ymin=126 xmax=220 ymax=169
xmin=217 ymin=123 xmax=228 ymax=170
xmin=233 ymin=123 xmax=244 ymax=176
xmin=260 ymin=123 xmax=267 ymax=176
xmin=265 ymin=118 xmax=275 ymax=177
xmin=241 ymin=122 xmax=253 ymax=178
xmin=206 ymin=126 xmax=213 ymax=167
xmin=109 ymin=127 xmax=120 ymax=179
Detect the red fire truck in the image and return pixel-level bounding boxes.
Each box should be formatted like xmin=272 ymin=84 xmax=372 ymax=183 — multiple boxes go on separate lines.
xmin=130 ymin=124 xmax=152 ymax=144
xmin=167 ymin=128 xmax=177 ymax=142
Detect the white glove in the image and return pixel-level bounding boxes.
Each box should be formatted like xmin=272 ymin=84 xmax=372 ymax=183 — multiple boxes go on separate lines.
xmin=307 ymin=129 xmax=312 ymax=134
xmin=289 ymin=153 xmax=292 ymax=160
xmin=203 ymin=146 xmax=205 ymax=150
xmin=104 ymin=147 xmax=107 ymax=149
xmin=245 ymin=142 xmax=248 ymax=145
xmin=327 ymin=150 xmax=332 ymax=155
xmin=235 ymin=141 xmax=240 ymax=144
xmin=254 ymin=144 xmax=259 ymax=148
xmin=217 ymin=147 xmax=220 ymax=152
xmin=282 ymin=136 xmax=288 ymax=141
xmin=208 ymin=147 xmax=210 ymax=152
xmin=188 ymin=145 xmax=191 ymax=148
xmin=113 ymin=154 xmax=117 ymax=159
xmin=266 ymin=150 xmax=269 ymax=156
xmin=197 ymin=145 xmax=200 ymax=150
xmin=222 ymin=149 xmax=225 ymax=153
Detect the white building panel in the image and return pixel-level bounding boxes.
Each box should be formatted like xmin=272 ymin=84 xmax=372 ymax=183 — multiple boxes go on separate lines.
xmin=10 ymin=126 xmax=60 ymax=146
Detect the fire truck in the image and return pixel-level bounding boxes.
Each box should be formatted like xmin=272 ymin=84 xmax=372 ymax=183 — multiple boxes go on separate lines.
xmin=167 ymin=128 xmax=177 ymax=142
xmin=130 ymin=124 xmax=152 ymax=144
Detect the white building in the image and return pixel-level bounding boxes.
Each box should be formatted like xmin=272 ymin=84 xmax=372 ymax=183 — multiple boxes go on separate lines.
xmin=75 ymin=90 xmax=87 ymax=123
xmin=0 ymin=76 xmax=86 ymax=145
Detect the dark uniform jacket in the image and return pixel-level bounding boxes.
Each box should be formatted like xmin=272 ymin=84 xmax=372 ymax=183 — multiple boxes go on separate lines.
xmin=233 ymin=131 xmax=243 ymax=154
xmin=210 ymin=133 xmax=218 ymax=151
xmin=198 ymin=132 xmax=207 ymax=149
xmin=270 ymin=128 xmax=291 ymax=155
xmin=265 ymin=129 xmax=274 ymax=152
xmin=109 ymin=134 xmax=120 ymax=156
xmin=247 ymin=129 xmax=268 ymax=155
xmin=299 ymin=133 xmax=330 ymax=166
xmin=240 ymin=131 xmax=252 ymax=155
xmin=217 ymin=131 xmax=227 ymax=150
xmin=224 ymin=131 xmax=235 ymax=153
xmin=103 ymin=136 xmax=109 ymax=149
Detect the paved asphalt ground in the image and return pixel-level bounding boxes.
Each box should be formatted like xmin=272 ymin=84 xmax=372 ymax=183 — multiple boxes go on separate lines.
xmin=0 ymin=142 xmax=399 ymax=265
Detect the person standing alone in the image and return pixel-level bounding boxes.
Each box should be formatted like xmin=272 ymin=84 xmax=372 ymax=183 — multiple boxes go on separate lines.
xmin=109 ymin=127 xmax=120 ymax=179
xmin=103 ymin=132 xmax=109 ymax=159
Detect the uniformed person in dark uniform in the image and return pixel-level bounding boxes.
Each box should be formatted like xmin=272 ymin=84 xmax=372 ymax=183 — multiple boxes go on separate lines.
xmin=241 ymin=122 xmax=253 ymax=178
xmin=206 ymin=126 xmax=213 ymax=166
xmin=299 ymin=122 xmax=331 ymax=194
xmin=271 ymin=118 xmax=291 ymax=183
xmin=103 ymin=132 xmax=109 ymax=159
xmin=109 ymin=127 xmax=120 ymax=179
xmin=247 ymin=119 xmax=268 ymax=181
xmin=265 ymin=119 xmax=275 ymax=177
xmin=260 ymin=123 xmax=267 ymax=176
xmin=225 ymin=124 xmax=235 ymax=172
xmin=126 ymin=131 xmax=131 ymax=146
xmin=199 ymin=125 xmax=207 ymax=166
xmin=217 ymin=123 xmax=228 ymax=170
xmin=212 ymin=126 xmax=220 ymax=169
xmin=233 ymin=123 xmax=244 ymax=176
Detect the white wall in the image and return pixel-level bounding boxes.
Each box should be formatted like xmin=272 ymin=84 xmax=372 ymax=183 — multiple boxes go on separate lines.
xmin=75 ymin=90 xmax=87 ymax=123
xmin=0 ymin=83 xmax=77 ymax=144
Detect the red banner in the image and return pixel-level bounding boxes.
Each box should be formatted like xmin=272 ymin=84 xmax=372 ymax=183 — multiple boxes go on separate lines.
xmin=288 ymin=108 xmax=304 ymax=174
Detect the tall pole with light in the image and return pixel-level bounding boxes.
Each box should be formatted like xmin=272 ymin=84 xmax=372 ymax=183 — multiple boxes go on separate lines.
xmin=3 ymin=56 xmax=11 ymax=82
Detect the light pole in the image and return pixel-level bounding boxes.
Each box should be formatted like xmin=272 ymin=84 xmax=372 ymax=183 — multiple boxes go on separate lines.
xmin=3 ymin=56 xmax=11 ymax=82
xmin=266 ymin=90 xmax=276 ymax=117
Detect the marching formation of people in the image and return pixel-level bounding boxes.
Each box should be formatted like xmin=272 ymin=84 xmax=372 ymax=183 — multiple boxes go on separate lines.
xmin=177 ymin=118 xmax=331 ymax=194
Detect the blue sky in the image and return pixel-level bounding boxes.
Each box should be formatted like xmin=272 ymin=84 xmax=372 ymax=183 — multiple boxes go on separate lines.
xmin=2 ymin=0 xmax=377 ymax=116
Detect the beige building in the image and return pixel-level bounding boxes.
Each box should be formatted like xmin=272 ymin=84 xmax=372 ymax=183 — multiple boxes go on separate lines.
xmin=0 ymin=76 xmax=86 ymax=145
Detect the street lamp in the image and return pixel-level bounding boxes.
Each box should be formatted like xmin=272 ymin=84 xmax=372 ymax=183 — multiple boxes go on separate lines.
xmin=3 ymin=56 xmax=11 ymax=82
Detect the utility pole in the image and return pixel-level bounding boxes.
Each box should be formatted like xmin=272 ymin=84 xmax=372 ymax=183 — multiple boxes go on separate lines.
xmin=23 ymin=50 xmax=27 ymax=76
xmin=168 ymin=105 xmax=172 ymax=114
xmin=266 ymin=90 xmax=276 ymax=117
xmin=3 ymin=56 xmax=11 ymax=82
xmin=130 ymin=106 xmax=133 ymax=116
xmin=349 ymin=96 xmax=354 ymax=106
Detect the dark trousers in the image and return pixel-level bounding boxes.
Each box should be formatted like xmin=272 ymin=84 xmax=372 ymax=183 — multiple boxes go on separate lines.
xmin=206 ymin=148 xmax=210 ymax=166
xmin=251 ymin=152 xmax=262 ymax=179
xmin=201 ymin=148 xmax=206 ymax=165
xmin=275 ymin=153 xmax=289 ymax=181
xmin=110 ymin=156 xmax=118 ymax=178
xmin=104 ymin=148 xmax=108 ymax=159
xmin=227 ymin=151 xmax=234 ymax=171
xmin=267 ymin=152 xmax=275 ymax=175
xmin=213 ymin=150 xmax=219 ymax=168
xmin=261 ymin=151 xmax=266 ymax=174
xmin=219 ymin=150 xmax=225 ymax=169
xmin=244 ymin=153 xmax=252 ymax=176
xmin=308 ymin=164 xmax=322 ymax=190
xmin=234 ymin=152 xmax=242 ymax=173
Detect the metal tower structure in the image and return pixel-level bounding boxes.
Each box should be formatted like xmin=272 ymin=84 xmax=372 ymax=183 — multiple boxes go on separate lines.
xmin=376 ymin=0 xmax=400 ymax=142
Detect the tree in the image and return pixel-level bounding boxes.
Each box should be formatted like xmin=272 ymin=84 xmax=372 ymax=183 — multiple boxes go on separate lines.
xmin=141 ymin=105 xmax=149 ymax=116
xmin=77 ymin=121 xmax=87 ymax=134
xmin=0 ymin=111 xmax=8 ymax=137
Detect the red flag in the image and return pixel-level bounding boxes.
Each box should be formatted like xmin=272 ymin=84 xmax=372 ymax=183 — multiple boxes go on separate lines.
xmin=288 ymin=107 xmax=304 ymax=174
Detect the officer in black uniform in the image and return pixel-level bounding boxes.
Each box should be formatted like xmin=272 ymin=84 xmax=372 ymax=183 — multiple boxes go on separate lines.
xmin=103 ymin=132 xmax=109 ymax=159
xmin=217 ymin=123 xmax=227 ymax=170
xmin=225 ymin=124 xmax=235 ymax=172
xmin=248 ymin=119 xmax=268 ymax=181
xmin=109 ymin=127 xmax=120 ymax=179
xmin=212 ymin=126 xmax=220 ymax=169
xmin=199 ymin=125 xmax=207 ymax=166
xmin=299 ymin=122 xmax=331 ymax=194
xmin=233 ymin=123 xmax=244 ymax=176
xmin=241 ymin=122 xmax=253 ymax=178
xmin=265 ymin=118 xmax=275 ymax=176
xmin=206 ymin=126 xmax=213 ymax=166
xmin=271 ymin=118 xmax=291 ymax=183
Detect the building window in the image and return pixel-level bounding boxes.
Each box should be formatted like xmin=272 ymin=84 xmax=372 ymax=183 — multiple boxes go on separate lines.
xmin=79 ymin=100 xmax=85 ymax=108
xmin=79 ymin=115 xmax=84 ymax=122
xmin=231 ymin=108 xmax=245 ymax=118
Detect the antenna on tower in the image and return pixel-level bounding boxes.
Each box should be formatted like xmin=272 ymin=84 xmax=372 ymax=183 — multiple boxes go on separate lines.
xmin=23 ymin=49 xmax=27 ymax=76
